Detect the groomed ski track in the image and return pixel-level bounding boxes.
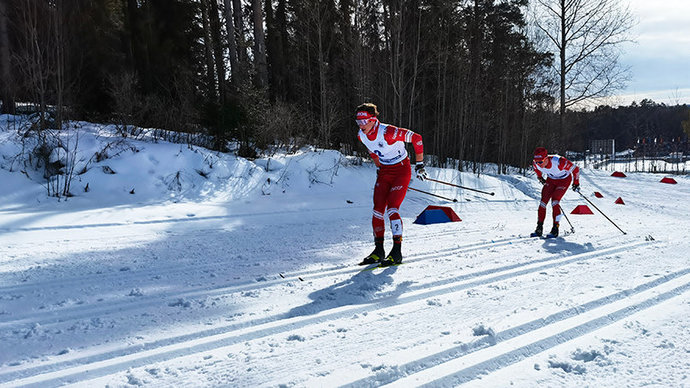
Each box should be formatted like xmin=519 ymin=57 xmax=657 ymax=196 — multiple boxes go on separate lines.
xmin=1 ymin=170 xmax=689 ymax=387
xmin=0 ymin=232 xmax=684 ymax=387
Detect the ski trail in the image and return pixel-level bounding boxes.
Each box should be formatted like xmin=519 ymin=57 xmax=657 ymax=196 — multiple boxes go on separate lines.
xmin=0 ymin=233 xmax=623 ymax=329
xmin=382 ymin=275 xmax=690 ymax=387
xmin=0 ymin=239 xmax=652 ymax=386
xmin=339 ymin=266 xmax=690 ymax=387
xmin=0 ymin=203 xmax=374 ymax=233
xmin=0 ymin=225 xmax=496 ymax=295
xmin=0 ymin=233 xmax=539 ymax=328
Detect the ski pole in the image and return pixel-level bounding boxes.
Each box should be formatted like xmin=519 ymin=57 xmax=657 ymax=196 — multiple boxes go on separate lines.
xmin=425 ymin=177 xmax=495 ymax=196
xmin=575 ymin=189 xmax=626 ymax=235
xmin=409 ymin=187 xmax=458 ymax=202
xmin=558 ymin=205 xmax=575 ymax=234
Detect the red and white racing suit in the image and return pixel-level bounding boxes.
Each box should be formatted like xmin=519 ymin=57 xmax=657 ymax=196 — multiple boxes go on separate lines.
xmin=358 ymin=122 xmax=423 ymax=239
xmin=533 ymin=155 xmax=580 ymax=224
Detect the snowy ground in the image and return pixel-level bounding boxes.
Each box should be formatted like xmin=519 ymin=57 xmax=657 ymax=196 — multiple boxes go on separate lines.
xmin=1 ymin=117 xmax=689 ymax=387
xmin=585 ymin=157 xmax=689 ymax=175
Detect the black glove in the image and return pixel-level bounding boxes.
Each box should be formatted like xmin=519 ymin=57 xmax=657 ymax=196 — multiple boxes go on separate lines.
xmin=572 ymin=183 xmax=580 ymax=192
xmin=538 ymin=177 xmax=546 ymax=185
xmin=415 ymin=162 xmax=428 ymax=181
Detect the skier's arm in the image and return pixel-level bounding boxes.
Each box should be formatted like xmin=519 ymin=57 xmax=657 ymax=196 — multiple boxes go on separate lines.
xmin=411 ymin=134 xmax=424 ymax=163
xmin=358 ymin=132 xmax=382 ymax=167
xmin=369 ymin=152 xmax=381 ymax=168
xmin=533 ymin=161 xmax=545 ymax=183
xmin=384 ymin=127 xmax=424 ymax=162
xmin=571 ymin=165 xmax=580 ymax=185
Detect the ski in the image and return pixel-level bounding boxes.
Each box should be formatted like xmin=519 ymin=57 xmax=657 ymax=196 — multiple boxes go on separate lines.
xmin=528 ymin=232 xmax=570 ymax=239
xmin=358 ymin=256 xmax=383 ymax=266
xmin=360 ymin=262 xmax=405 ymax=271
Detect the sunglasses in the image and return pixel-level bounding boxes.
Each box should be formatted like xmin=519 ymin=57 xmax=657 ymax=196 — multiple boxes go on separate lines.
xmin=356 ymin=118 xmax=374 ymax=126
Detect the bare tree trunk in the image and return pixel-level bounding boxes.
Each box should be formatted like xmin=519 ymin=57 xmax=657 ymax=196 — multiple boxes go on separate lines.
xmin=200 ymin=0 xmax=218 ymax=101
xmin=0 ymin=0 xmax=15 ymax=114
xmin=407 ymin=6 xmax=422 ymax=127
xmin=53 ymin=1 xmax=64 ymax=132
xmin=311 ymin=2 xmax=334 ymax=146
xmin=317 ymin=22 xmax=327 ymax=144
xmin=552 ymin=0 xmax=567 ymax=146
xmin=14 ymin=0 xmax=80 ymax=197
xmin=468 ymin=0 xmax=482 ymax=173
xmin=222 ymin=0 xmax=239 ymax=87
xmin=232 ymin=0 xmax=249 ymax=85
xmin=251 ymin=0 xmax=267 ymax=88
xmin=16 ymin=0 xmax=49 ymax=131
xmin=388 ymin=2 xmax=397 ymax=122
xmin=209 ymin=0 xmax=226 ymax=101
xmin=534 ymin=0 xmax=635 ymax=146
xmin=264 ymin=0 xmax=286 ymax=100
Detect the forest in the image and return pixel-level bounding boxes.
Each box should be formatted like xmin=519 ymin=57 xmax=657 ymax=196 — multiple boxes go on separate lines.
xmin=0 ymin=0 xmax=688 ymax=173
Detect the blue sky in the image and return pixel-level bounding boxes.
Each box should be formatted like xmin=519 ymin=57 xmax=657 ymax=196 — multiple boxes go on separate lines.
xmin=612 ymin=0 xmax=690 ymax=106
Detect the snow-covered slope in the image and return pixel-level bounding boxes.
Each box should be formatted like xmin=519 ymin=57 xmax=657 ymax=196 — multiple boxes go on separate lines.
xmin=0 ymin=117 xmax=688 ymax=387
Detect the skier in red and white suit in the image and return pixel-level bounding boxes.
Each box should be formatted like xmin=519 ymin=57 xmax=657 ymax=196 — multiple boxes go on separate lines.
xmin=532 ymin=147 xmax=580 ymax=237
xmin=356 ymin=103 xmax=427 ymax=266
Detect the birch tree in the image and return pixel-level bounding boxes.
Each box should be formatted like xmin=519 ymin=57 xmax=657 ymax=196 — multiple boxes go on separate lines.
xmin=532 ymin=0 xmax=635 ymax=139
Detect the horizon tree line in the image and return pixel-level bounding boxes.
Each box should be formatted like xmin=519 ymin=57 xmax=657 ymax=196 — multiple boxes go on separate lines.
xmin=0 ymin=0 xmax=686 ymax=175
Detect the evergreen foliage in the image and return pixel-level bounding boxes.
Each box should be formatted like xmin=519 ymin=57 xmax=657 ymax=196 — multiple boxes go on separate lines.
xmin=0 ymin=0 xmax=686 ymax=170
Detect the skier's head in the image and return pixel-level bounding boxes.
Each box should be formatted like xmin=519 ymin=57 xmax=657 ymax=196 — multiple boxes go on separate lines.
xmin=533 ymin=147 xmax=548 ymax=163
xmin=355 ymin=103 xmax=379 ymax=131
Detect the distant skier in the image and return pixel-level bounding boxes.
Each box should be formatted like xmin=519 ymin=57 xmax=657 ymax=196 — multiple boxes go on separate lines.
xmin=356 ymin=103 xmax=427 ymax=266
xmin=532 ymin=147 xmax=580 ymax=237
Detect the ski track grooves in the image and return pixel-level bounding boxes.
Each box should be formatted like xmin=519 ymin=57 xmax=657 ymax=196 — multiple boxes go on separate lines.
xmin=0 ymin=203 xmax=375 ymax=234
xmin=0 ymin=233 xmax=542 ymax=328
xmin=346 ymin=267 xmax=690 ymax=387
xmin=0 ymin=239 xmax=653 ymax=386
xmin=0 ymin=226 xmax=488 ymax=295
xmin=394 ymin=273 xmax=690 ymax=387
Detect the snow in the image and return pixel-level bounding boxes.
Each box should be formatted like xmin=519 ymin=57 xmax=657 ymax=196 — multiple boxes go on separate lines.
xmin=1 ymin=115 xmax=689 ymax=387
xmin=585 ymin=157 xmax=689 ymax=175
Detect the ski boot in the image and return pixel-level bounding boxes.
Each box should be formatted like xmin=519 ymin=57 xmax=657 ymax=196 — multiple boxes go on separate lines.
xmin=530 ymin=222 xmax=544 ymax=237
xmin=379 ymin=237 xmax=402 ymax=267
xmin=359 ymin=237 xmax=385 ymax=265
xmin=547 ymin=223 xmax=559 ymax=238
